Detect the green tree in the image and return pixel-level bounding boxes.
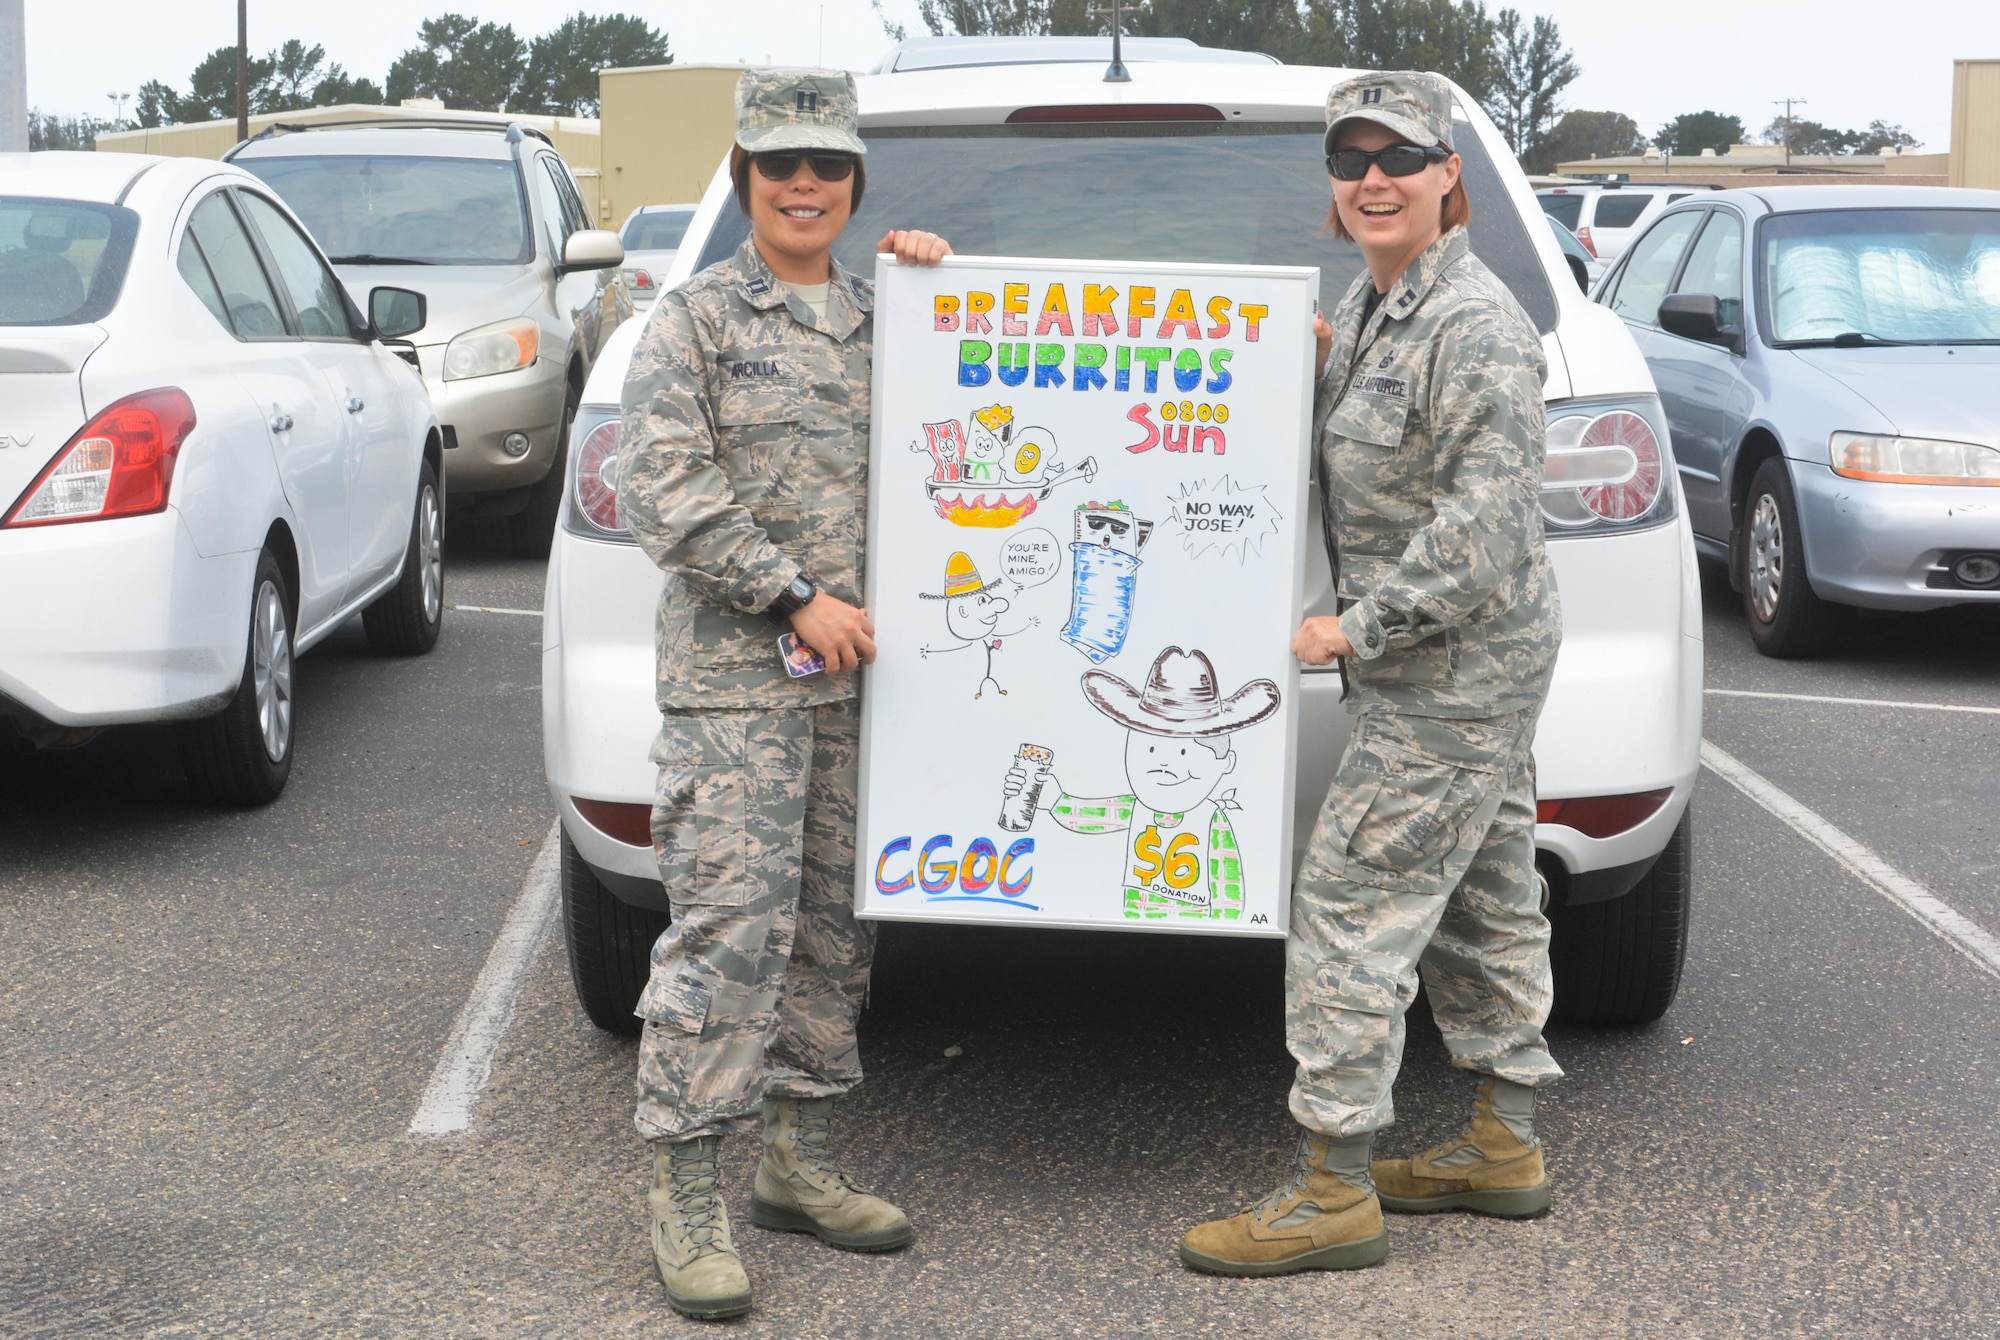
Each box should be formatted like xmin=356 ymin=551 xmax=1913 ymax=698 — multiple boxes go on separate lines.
xmin=916 ymin=0 xmax=1069 ymax=34
xmin=1484 ymin=7 xmax=1575 ymax=157
xmin=1294 ymin=1 xmax=1500 ymax=102
xmin=1859 ymin=120 xmax=1920 ymax=154
xmin=135 ymin=80 xmax=178 ymax=128
xmin=28 ymin=110 xmax=103 ymax=150
xmin=313 ymin=71 xmax=386 ymax=107
xmin=386 ymin=14 xmax=529 ymax=111
xmin=520 ymin=13 xmax=672 ymax=116
xmin=1654 ymin=110 xmax=1742 ymax=157
xmin=170 ymin=45 xmax=279 ymax=123
xmin=1529 ymin=108 xmax=1644 ymax=174
xmin=1129 ymin=0 xmax=1306 ymax=55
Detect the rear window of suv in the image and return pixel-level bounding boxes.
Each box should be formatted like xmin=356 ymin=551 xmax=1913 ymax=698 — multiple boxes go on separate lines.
xmin=239 ymin=155 xmax=533 ymax=265
xmin=0 ymin=198 xmax=139 ymax=326
xmin=693 ymin=121 xmax=1557 ymax=333
xmin=1592 ymin=194 xmax=1651 ymax=229
xmin=1538 ymin=192 xmax=1584 ymax=230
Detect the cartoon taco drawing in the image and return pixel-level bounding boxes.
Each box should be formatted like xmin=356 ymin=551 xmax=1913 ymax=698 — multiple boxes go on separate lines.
xmin=999 ymin=646 xmax=1281 ymax=920
xmin=913 ymin=407 xmax=1098 ymax=529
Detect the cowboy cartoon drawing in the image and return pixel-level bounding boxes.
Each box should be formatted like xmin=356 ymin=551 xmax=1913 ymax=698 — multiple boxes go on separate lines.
xmin=1000 ymin=646 xmax=1281 ymax=920
xmin=919 ymin=551 xmax=1037 ymax=699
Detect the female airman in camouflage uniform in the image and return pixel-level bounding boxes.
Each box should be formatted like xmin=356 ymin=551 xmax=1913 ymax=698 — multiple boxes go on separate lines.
xmin=613 ymin=67 xmax=951 ymax=1319
xmin=1181 ymin=71 xmax=1564 ymax=1277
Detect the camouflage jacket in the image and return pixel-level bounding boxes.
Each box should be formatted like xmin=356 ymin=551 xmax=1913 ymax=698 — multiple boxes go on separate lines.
xmin=617 ymin=239 xmax=873 ymax=709
xmin=1313 ymin=229 xmax=1562 ymax=720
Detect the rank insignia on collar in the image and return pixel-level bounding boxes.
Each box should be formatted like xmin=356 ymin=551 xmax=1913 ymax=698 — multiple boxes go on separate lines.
xmin=746 ymin=277 xmax=771 ymax=295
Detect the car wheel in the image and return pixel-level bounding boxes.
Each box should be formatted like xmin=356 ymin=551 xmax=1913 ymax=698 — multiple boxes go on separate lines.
xmin=561 ymin=828 xmax=671 ymax=1035
xmin=1548 ymin=812 xmax=1690 ymax=1027
xmin=178 ymin=550 xmax=296 ymax=806
xmin=1740 ymin=458 xmax=1842 ymax=658
xmin=507 ymin=392 xmax=575 ymax=559
xmin=362 ymin=460 xmax=444 ymax=655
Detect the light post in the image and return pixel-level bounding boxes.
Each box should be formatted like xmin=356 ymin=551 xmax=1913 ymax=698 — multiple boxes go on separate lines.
xmin=236 ymin=0 xmax=248 ymax=144
xmin=1773 ymin=97 xmax=1807 ymax=168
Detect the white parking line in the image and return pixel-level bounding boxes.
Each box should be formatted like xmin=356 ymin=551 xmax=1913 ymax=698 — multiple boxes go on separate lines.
xmin=409 ymin=821 xmax=562 ymax=1137
xmin=449 ymin=603 xmax=543 ymax=618
xmin=1700 ymin=740 xmax=2000 ymax=983
xmin=1708 ymin=688 xmax=2000 ymax=716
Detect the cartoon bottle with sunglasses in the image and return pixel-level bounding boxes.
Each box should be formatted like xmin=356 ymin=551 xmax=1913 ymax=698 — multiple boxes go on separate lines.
xmin=1061 ymin=501 xmax=1154 ymax=664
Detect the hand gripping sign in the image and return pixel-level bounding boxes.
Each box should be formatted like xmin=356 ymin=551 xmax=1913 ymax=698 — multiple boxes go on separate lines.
xmin=860 ymin=253 xmax=1318 ymax=936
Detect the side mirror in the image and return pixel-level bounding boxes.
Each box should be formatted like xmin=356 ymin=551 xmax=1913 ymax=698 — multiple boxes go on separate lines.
xmin=1565 ymin=255 xmax=1590 ymax=294
xmin=369 ymin=286 xmax=426 ymax=341
xmin=562 ymin=229 xmax=625 ymax=272
xmin=1657 ymin=293 xmax=1743 ymax=353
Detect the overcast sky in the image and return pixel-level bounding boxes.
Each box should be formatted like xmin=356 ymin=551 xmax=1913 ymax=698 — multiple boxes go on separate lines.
xmin=25 ymin=0 xmax=2000 ymax=151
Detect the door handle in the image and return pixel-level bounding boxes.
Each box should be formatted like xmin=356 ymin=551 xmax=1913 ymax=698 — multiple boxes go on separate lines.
xmin=346 ymin=397 xmax=365 ymax=414
xmin=270 ymin=411 xmax=294 ymax=432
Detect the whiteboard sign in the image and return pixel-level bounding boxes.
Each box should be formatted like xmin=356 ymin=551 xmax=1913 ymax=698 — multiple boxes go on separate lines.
xmin=856 ymin=255 xmax=1318 ymax=937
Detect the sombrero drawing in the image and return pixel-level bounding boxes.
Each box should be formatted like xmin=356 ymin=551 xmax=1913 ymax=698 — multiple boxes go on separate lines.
xmin=1080 ymin=646 xmax=1280 ymax=738
xmin=918 ymin=551 xmax=1004 ymax=600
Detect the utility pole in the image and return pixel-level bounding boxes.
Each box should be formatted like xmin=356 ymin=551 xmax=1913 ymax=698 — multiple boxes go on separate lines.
xmin=1773 ymin=97 xmax=1806 ymax=167
xmin=235 ymin=0 xmax=248 ymax=143
xmin=1 ymin=0 xmax=27 ymax=153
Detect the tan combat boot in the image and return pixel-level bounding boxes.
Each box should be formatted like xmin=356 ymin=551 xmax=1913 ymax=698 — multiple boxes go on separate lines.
xmin=1178 ymin=1131 xmax=1389 ymax=1276
xmin=749 ymin=1097 xmax=912 ymax=1251
xmin=649 ymin=1136 xmax=753 ymax=1320
xmin=1372 ymin=1077 xmax=1551 ymax=1218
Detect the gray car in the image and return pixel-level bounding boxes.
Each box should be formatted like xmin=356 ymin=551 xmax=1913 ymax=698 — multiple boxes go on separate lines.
xmin=1597 ymin=185 xmax=2000 ymax=656
xmin=230 ymin=120 xmax=632 ymax=556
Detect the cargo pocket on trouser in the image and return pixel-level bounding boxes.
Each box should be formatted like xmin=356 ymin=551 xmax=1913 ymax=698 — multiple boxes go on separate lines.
xmin=1337 ymin=744 xmax=1492 ymax=897
xmin=1287 ymin=958 xmax=1413 ymax=1135
xmin=636 ymin=972 xmax=784 ymax=1137
xmin=651 ymin=713 xmax=753 ymax=907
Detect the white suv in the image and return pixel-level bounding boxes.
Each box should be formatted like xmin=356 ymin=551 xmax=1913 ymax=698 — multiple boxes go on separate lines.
xmin=542 ymin=39 xmax=1704 ymax=1032
xmin=1538 ymin=183 xmax=1715 ymax=268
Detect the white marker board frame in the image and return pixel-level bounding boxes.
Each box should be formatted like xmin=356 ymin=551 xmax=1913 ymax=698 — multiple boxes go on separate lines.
xmin=856 ymin=254 xmax=1318 ymax=938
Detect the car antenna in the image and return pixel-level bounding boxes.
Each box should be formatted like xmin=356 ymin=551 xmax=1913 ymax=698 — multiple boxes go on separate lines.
xmin=1101 ymin=0 xmax=1131 ymax=83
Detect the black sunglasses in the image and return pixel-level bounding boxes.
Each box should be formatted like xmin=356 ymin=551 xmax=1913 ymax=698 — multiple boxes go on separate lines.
xmin=752 ymin=151 xmax=857 ymax=183
xmin=1326 ymin=144 xmax=1450 ymax=181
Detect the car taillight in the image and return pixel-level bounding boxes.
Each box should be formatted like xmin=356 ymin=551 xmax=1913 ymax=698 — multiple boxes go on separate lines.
xmin=625 ymin=268 xmax=654 ymax=291
xmin=573 ymin=797 xmax=653 ymax=846
xmin=4 ymin=388 xmax=196 ymax=528
xmin=1576 ymin=225 xmax=1597 ymax=257
xmin=1538 ymin=789 xmax=1671 ymax=838
xmin=1541 ymin=404 xmax=1670 ymax=532
xmin=562 ymin=410 xmax=636 ymax=542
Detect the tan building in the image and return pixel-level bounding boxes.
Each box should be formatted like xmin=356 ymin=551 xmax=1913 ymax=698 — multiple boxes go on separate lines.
xmin=1951 ymin=58 xmax=2000 ymax=189
xmin=596 ymin=63 xmax=745 ymax=228
xmin=1556 ymin=142 xmax=1951 ymax=186
xmin=95 ymin=102 xmax=605 ymax=220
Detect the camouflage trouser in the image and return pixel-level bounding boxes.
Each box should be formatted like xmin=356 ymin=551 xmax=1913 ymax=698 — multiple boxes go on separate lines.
xmin=633 ymin=699 xmax=873 ymax=1142
xmin=1287 ymin=705 xmax=1562 ymax=1137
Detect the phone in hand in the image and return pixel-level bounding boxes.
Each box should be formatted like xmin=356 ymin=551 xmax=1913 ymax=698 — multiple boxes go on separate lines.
xmin=778 ymin=632 xmax=826 ymax=678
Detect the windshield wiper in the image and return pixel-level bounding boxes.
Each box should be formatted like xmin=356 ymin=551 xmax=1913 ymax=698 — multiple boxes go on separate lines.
xmin=327 ymin=254 xmax=434 ymax=266
xmin=1783 ymin=331 xmax=1910 ymax=348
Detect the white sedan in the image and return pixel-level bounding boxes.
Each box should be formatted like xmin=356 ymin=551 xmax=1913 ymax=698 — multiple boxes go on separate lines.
xmin=1 ymin=151 xmax=444 ymax=803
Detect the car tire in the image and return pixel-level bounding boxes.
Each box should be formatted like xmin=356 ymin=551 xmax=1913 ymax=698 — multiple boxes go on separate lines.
xmin=1740 ymin=458 xmax=1842 ymax=658
xmin=507 ymin=392 xmax=574 ymax=559
xmin=1548 ymin=812 xmax=1691 ymax=1027
xmin=178 ymin=550 xmax=296 ymax=806
xmin=362 ymin=461 xmax=444 ymax=655
xmin=561 ymin=828 xmax=671 ymax=1035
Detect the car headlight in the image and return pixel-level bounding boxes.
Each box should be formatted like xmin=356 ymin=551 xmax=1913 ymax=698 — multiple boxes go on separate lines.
xmin=1540 ymin=396 xmax=1678 ymax=536
xmin=443 ymin=317 xmax=539 ymax=381
xmin=1829 ymin=432 xmax=2000 ymax=486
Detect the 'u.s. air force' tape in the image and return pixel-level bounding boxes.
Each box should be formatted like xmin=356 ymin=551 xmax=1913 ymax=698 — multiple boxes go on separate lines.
xmin=1355 ymin=374 xmax=1409 ymax=399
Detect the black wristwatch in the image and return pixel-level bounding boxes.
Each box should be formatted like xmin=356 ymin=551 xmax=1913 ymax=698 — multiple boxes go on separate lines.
xmin=769 ymin=572 xmax=819 ymax=618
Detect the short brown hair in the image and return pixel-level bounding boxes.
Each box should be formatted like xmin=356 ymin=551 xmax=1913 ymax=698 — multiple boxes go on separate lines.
xmin=1324 ymin=157 xmax=1470 ymax=242
xmin=730 ymin=146 xmax=866 ymax=215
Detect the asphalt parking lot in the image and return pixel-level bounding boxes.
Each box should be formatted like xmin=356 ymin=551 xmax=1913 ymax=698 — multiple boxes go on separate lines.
xmin=5 ymin=528 xmax=1999 ymax=1339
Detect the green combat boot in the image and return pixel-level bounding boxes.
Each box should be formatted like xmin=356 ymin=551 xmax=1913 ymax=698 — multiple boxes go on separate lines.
xmin=749 ymin=1097 xmax=912 ymax=1252
xmin=650 ymin=1136 xmax=753 ymax=1320
xmin=1372 ymin=1076 xmax=1552 ymax=1218
xmin=1178 ymin=1131 xmax=1389 ymax=1277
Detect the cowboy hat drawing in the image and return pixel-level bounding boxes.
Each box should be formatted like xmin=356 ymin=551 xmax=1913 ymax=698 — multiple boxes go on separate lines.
xmin=1080 ymin=646 xmax=1280 ymax=739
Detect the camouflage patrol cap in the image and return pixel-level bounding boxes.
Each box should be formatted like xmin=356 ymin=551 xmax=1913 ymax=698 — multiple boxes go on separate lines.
xmin=1323 ymin=70 xmax=1455 ymax=153
xmin=735 ymin=67 xmax=866 ymax=156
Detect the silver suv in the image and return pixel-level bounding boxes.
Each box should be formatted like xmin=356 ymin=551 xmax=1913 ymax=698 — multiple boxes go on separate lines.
xmin=231 ymin=120 xmax=632 ymax=555
xmin=1537 ymin=183 xmax=1715 ymax=269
